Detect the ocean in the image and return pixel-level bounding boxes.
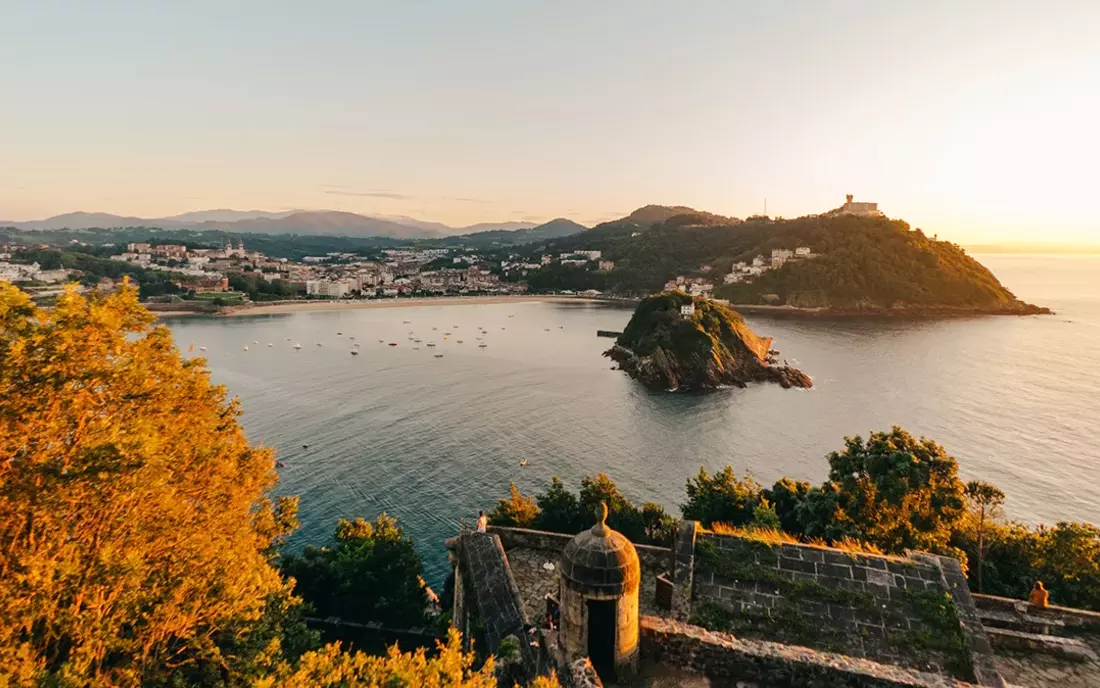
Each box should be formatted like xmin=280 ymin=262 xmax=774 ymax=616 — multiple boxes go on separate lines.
xmin=164 ymin=254 xmax=1100 ymax=583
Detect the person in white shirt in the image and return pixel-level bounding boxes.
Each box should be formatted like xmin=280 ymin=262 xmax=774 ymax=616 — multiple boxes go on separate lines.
xmin=476 ymin=510 xmax=488 ymax=532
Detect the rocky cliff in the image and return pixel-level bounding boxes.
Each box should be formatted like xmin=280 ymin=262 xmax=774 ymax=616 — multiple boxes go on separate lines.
xmin=604 ymin=292 xmax=811 ymax=391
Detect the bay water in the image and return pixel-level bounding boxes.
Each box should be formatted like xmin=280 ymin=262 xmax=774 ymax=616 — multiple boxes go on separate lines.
xmin=164 ymin=254 xmax=1100 ymax=582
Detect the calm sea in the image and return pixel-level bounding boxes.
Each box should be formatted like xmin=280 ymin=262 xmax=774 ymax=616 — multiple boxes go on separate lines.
xmin=164 ymin=254 xmax=1100 ymax=583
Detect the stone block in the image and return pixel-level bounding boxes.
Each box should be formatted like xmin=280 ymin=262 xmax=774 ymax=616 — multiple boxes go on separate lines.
xmin=819 ymin=563 xmax=852 ymax=579
xmin=779 ymin=556 xmax=817 ymax=574
xmin=800 ymin=548 xmax=825 ymax=563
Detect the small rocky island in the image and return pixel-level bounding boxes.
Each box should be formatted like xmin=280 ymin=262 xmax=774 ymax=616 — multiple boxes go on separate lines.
xmin=605 ymin=292 xmax=812 ymax=391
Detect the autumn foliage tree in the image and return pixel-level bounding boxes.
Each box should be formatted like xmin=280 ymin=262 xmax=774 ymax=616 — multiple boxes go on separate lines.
xmin=0 ymin=284 xmax=301 ymax=686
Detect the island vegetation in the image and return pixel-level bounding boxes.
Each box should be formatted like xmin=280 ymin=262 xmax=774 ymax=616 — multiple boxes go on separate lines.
xmin=529 ymin=210 xmax=1049 ymax=315
xmin=604 ymin=292 xmax=812 ymax=390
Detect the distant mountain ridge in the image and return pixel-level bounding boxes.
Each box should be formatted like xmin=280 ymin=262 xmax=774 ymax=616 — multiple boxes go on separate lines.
xmin=0 ymin=209 xmax=558 ymax=239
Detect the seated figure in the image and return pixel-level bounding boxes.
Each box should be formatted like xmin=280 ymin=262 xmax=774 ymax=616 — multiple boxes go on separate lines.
xmin=1029 ymin=580 xmax=1050 ymax=608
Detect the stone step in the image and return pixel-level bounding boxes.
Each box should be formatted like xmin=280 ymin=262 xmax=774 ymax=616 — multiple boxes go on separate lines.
xmin=978 ymin=607 xmax=1067 ymax=635
xmin=985 ymin=627 xmax=1097 ymax=662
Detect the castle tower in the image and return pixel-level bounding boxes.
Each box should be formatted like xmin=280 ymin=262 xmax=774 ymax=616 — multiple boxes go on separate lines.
xmin=558 ymin=503 xmax=640 ymax=683
xmin=845 ymin=194 xmax=854 ymax=205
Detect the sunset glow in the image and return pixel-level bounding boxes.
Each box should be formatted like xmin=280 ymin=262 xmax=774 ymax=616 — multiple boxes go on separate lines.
xmin=2 ymin=1 xmax=1098 ymax=246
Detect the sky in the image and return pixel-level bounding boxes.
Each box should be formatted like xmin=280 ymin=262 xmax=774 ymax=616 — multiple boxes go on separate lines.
xmin=2 ymin=0 xmax=1098 ymax=245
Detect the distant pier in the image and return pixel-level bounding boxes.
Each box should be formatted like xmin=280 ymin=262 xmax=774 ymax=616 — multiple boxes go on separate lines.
xmin=596 ymin=330 xmax=623 ymax=338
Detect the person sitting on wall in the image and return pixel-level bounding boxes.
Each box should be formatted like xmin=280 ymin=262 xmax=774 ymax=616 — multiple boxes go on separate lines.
xmin=476 ymin=510 xmax=488 ymax=533
xmin=1029 ymin=580 xmax=1050 ymax=608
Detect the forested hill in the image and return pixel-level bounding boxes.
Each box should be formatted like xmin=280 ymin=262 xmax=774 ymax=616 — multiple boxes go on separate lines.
xmin=534 ymin=210 xmax=1048 ymax=314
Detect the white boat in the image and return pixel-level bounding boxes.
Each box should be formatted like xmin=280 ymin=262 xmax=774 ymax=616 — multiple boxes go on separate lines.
xmin=267 ymin=343 xmax=273 ymax=347
xmin=242 ymin=345 xmax=249 ymax=351
xmin=253 ymin=340 xmax=259 ymax=344
xmin=293 ymin=343 xmax=303 ymax=350
xmin=354 ymin=342 xmax=361 ymax=347
xmin=198 ymin=346 xmax=207 ymax=351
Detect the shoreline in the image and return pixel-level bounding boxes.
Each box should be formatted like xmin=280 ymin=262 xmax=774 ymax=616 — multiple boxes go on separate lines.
xmin=728 ymin=303 xmax=1053 ymax=318
xmin=217 ymin=294 xmax=598 ymax=317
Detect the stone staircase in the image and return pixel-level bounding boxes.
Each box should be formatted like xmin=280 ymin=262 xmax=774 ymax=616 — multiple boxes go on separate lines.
xmin=972 ymin=594 xmax=1100 ymax=687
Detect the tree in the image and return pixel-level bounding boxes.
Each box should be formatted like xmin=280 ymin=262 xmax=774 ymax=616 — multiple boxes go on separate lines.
xmin=749 ymin=498 xmax=782 ymax=531
xmin=825 ymin=427 xmax=966 ymax=553
xmin=681 ymin=466 xmax=763 ymax=528
xmin=256 ymin=628 xmax=562 ymax=688
xmin=534 ymin=477 xmax=585 ymax=534
xmin=0 ymin=283 xmax=299 ymax=686
xmin=488 ymin=483 xmax=540 ymax=528
xmin=641 ymin=502 xmax=678 ymax=546
xmin=256 ymin=629 xmax=496 ymax=688
xmin=763 ymin=478 xmax=813 ymax=535
xmin=578 ymin=473 xmax=645 ymax=541
xmin=280 ymin=514 xmax=430 ymax=628
xmin=965 ymin=480 xmax=1005 ymax=593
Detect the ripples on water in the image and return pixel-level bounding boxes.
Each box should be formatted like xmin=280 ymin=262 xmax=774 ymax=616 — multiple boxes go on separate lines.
xmin=166 ymin=254 xmax=1100 ymax=582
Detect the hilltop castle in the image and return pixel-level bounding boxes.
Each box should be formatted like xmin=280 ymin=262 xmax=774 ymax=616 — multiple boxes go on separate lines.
xmin=838 ymin=193 xmax=884 ymax=217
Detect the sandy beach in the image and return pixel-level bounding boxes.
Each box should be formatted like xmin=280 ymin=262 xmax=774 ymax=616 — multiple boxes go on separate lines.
xmin=220 ymin=295 xmax=597 ymax=317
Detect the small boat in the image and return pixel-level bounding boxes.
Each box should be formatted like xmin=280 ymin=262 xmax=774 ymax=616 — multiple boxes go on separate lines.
xmin=350 ymin=350 xmax=359 ymax=356
xmin=354 ymin=342 xmax=361 ymax=347
xmin=544 ymin=328 xmax=550 ymax=331
xmin=389 ymin=342 xmax=398 ymax=347
xmin=403 ymin=320 xmax=411 ymax=324
xmin=242 ymin=345 xmax=249 ymax=351
xmin=286 ymin=337 xmax=292 ymax=341
xmin=349 ymin=336 xmax=355 ymax=340
xmin=378 ymin=339 xmax=385 ymax=343
xmin=559 ymin=326 xmax=563 ymax=329
xmin=336 ymin=332 xmax=342 ymax=335
xmin=426 ymin=343 xmax=436 ymax=347
xmin=519 ymin=459 xmax=528 ymax=467
xmin=275 ymin=460 xmax=286 ymax=468
xmin=501 ymin=327 xmax=506 ymax=330
xmin=302 ymin=444 xmax=308 ymax=449
xmin=508 ymin=315 xmax=514 ymax=318
xmin=267 ymin=343 xmax=273 ymax=347
xmin=316 ymin=342 xmax=323 ymax=347
xmin=456 ymin=340 xmax=463 ymax=343
xmin=478 ymin=343 xmax=487 ymax=348
xmin=199 ymin=346 xmax=207 ymax=351
xmin=293 ymin=343 xmax=303 ymax=350
xmin=412 ymin=347 xmax=420 ymax=350
xmin=434 ymin=354 xmax=444 ymax=358
xmin=432 ymin=327 xmax=438 ymax=331
xmin=414 ymin=339 xmax=422 ymax=343
xmin=444 ymin=332 xmax=452 ymax=335
xmin=253 ymin=340 xmax=259 ymax=344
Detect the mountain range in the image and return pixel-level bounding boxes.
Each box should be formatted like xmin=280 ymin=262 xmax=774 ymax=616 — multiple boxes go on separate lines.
xmin=0 ymin=209 xmax=571 ymax=240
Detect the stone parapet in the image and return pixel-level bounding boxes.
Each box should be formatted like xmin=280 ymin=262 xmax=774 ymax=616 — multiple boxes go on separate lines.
xmin=640 ymin=616 xmax=976 ymax=687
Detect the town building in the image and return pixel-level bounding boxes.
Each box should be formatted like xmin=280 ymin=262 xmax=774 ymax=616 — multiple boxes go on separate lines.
xmin=305 ymin=279 xmax=352 ymax=298
xmin=598 ymin=260 xmax=616 ymax=272
xmin=680 ymin=303 xmax=695 ymax=318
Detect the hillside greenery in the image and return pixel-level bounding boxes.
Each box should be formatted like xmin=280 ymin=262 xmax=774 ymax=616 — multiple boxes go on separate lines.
xmin=530 ymin=211 xmax=1042 ymax=312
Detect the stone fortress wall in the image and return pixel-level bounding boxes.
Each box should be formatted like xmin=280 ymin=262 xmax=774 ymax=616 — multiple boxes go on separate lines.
xmin=690 ymin=531 xmax=999 ymax=683
xmin=450 ymin=520 xmax=1096 ymax=687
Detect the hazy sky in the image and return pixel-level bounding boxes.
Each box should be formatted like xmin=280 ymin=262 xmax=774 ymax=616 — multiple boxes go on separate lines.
xmin=2 ymin=1 xmax=1098 ymax=243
